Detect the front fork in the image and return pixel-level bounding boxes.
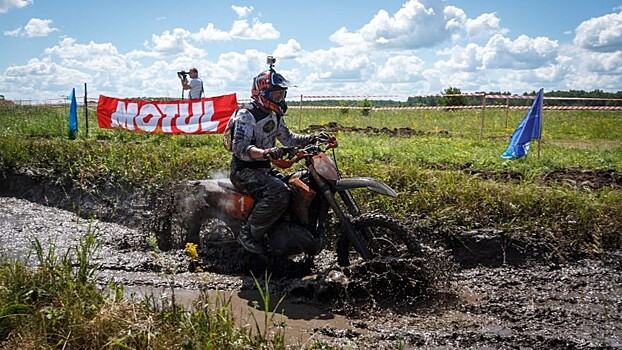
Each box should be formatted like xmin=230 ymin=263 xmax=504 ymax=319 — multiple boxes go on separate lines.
xmin=309 ymin=168 xmax=372 ymax=260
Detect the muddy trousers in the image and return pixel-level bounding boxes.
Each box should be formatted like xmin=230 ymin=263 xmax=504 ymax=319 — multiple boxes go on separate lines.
xmin=230 ymin=168 xmax=290 ymax=241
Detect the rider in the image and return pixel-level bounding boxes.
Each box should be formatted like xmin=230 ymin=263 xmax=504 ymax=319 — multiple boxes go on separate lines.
xmin=230 ymin=67 xmax=328 ymax=254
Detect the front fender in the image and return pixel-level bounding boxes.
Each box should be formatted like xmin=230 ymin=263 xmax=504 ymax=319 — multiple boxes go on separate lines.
xmin=335 ymin=177 xmax=398 ymax=198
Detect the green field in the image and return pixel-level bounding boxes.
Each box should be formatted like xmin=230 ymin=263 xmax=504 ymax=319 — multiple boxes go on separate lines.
xmin=1 ymin=103 xmax=621 ymax=249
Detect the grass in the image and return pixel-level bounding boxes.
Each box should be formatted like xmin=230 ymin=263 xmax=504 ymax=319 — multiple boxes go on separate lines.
xmin=292 ymin=108 xmax=622 ymax=141
xmin=0 ymin=233 xmax=297 ymax=349
xmin=0 ymin=103 xmax=621 ymax=252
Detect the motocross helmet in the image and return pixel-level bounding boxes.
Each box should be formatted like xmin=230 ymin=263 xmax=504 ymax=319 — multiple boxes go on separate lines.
xmin=251 ymin=69 xmax=290 ymax=116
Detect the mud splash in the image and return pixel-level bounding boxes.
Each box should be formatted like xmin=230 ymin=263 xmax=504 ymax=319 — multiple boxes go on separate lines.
xmin=288 ymin=254 xmax=456 ymax=318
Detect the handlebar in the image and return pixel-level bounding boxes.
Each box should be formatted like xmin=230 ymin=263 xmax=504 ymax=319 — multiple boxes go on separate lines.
xmin=270 ymin=138 xmax=338 ymax=169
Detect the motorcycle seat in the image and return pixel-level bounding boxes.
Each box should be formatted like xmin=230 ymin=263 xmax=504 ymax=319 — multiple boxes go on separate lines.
xmin=217 ymin=179 xmax=238 ymax=191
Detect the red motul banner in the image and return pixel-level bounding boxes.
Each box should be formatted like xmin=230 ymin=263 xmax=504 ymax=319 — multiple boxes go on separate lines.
xmin=96 ymin=94 xmax=237 ymax=134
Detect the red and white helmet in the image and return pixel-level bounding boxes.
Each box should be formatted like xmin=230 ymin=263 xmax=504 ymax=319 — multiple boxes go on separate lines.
xmin=251 ymin=70 xmax=290 ymax=116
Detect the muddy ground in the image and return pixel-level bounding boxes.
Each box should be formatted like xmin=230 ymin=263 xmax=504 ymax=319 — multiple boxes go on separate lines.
xmin=0 ymin=172 xmax=621 ymax=349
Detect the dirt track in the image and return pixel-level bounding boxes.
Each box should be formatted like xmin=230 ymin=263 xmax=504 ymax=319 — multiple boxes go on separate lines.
xmin=1 ymin=188 xmax=620 ymax=349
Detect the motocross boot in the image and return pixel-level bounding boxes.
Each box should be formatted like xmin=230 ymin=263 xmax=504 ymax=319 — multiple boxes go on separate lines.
xmin=237 ymin=226 xmax=265 ymax=255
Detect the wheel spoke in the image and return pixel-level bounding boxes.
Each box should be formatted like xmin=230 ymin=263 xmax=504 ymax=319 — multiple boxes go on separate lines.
xmin=348 ymin=213 xmax=421 ymax=263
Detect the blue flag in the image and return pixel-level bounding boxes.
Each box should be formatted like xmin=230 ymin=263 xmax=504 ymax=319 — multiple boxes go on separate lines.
xmin=501 ymin=88 xmax=543 ymax=159
xmin=68 ymin=88 xmax=78 ymax=134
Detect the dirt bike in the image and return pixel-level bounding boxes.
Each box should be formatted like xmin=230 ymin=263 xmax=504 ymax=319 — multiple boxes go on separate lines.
xmin=177 ymin=138 xmax=421 ymax=267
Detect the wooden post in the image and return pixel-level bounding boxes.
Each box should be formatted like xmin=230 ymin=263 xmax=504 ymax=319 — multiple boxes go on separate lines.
xmin=84 ymin=83 xmax=89 ymax=137
xmin=479 ymin=93 xmax=486 ymax=139
xmin=298 ymin=94 xmax=303 ymax=131
xmin=505 ymin=96 xmax=510 ymax=130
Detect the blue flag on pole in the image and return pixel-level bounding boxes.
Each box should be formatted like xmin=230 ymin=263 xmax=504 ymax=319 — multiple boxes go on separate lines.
xmin=68 ymin=87 xmax=78 ymax=134
xmin=501 ymin=88 xmax=543 ymax=159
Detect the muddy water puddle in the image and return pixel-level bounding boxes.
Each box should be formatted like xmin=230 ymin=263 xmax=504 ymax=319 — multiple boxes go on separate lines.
xmin=1 ymin=196 xmax=621 ymax=349
xmin=118 ymin=285 xmax=356 ymax=346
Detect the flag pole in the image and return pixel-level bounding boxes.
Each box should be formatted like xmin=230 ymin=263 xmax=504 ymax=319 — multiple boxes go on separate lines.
xmin=500 ymin=88 xmax=543 ymax=160
xmin=505 ymin=96 xmax=510 ymax=130
xmin=537 ymin=90 xmax=543 ymax=160
xmin=84 ymin=83 xmax=89 ymax=137
xmin=479 ymin=93 xmax=486 ymax=139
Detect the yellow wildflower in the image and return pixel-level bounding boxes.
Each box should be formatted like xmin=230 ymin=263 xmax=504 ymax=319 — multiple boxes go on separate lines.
xmin=185 ymin=242 xmax=198 ymax=260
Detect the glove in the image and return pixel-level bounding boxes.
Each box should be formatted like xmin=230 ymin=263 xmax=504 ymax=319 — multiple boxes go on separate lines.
xmin=262 ymin=147 xmax=284 ymax=160
xmin=314 ymin=131 xmax=332 ymax=144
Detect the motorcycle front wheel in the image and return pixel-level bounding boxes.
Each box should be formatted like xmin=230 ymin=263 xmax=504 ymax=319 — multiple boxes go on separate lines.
xmin=337 ymin=212 xmax=421 ymax=266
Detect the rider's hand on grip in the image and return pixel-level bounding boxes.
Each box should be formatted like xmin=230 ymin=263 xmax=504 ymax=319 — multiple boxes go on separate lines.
xmin=262 ymin=147 xmax=284 ymax=160
xmin=314 ymin=131 xmax=332 ymax=144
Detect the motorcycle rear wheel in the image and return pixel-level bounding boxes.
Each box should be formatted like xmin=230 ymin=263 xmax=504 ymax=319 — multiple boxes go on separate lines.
xmin=338 ymin=212 xmax=421 ymax=266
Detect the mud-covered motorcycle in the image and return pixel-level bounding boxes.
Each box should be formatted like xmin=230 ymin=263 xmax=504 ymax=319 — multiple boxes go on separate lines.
xmin=177 ymin=138 xmax=420 ymax=267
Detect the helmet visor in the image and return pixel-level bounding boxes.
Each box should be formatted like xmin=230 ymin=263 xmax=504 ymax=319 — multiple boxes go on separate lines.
xmin=270 ymin=72 xmax=291 ymax=89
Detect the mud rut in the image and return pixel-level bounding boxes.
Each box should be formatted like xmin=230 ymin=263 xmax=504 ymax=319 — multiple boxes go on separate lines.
xmin=0 ymin=170 xmax=621 ymax=349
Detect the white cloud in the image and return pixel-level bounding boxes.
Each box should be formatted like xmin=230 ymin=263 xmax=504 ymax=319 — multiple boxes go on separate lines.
xmin=480 ymin=34 xmax=559 ymax=70
xmin=231 ymin=5 xmax=253 ymax=18
xmin=230 ymin=19 xmax=280 ymax=40
xmin=435 ymin=43 xmax=483 ymax=71
xmin=564 ymin=71 xmax=622 ymax=92
xmin=191 ymin=18 xmax=279 ymax=41
xmin=3 ymin=28 xmax=20 ymax=36
xmin=4 ymin=18 xmax=59 ymax=37
xmin=329 ymin=0 xmax=461 ymax=49
xmin=150 ymin=28 xmax=191 ymax=53
xmin=0 ymin=0 xmax=31 ymax=13
xmin=565 ymin=41 xmax=622 ymax=84
xmin=3 ymin=57 xmax=92 ymax=99
xmin=210 ymin=49 xmax=274 ymax=94
xmin=495 ymin=62 xmax=575 ymax=93
xmin=298 ymin=46 xmax=374 ymax=81
xmin=436 ymin=34 xmax=559 ymax=72
xmin=438 ymin=70 xmax=486 ymax=92
xmin=192 ymin=23 xmax=231 ymax=41
xmin=465 ymin=13 xmax=507 ymax=39
xmin=146 ymin=28 xmax=206 ymax=57
xmin=443 ymin=6 xmax=466 ymax=32
xmin=581 ymin=51 xmax=622 ymax=74
xmin=574 ymin=10 xmax=622 ymax=52
xmin=273 ymin=39 xmax=302 ymax=59
xmin=44 ymin=37 xmax=118 ymax=58
xmin=431 ymin=32 xmax=571 ymax=93
xmin=3 ymin=2 xmax=622 ymax=101
xmin=377 ymin=55 xmax=425 ymax=82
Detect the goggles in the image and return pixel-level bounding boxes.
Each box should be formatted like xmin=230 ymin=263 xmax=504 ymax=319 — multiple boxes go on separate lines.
xmin=269 ymin=89 xmax=287 ymax=103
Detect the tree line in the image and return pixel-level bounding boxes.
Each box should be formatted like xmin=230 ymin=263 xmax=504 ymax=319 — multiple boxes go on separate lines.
xmin=297 ymin=88 xmax=622 ymax=107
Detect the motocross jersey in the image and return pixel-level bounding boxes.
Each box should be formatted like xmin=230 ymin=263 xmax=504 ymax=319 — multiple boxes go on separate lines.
xmin=230 ymin=103 xmax=314 ymax=172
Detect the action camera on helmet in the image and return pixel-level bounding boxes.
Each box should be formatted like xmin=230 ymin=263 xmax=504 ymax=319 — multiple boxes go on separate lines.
xmin=266 ymin=56 xmax=276 ymax=69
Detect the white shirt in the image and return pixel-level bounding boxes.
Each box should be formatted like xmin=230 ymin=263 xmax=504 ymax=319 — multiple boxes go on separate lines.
xmin=188 ymin=78 xmax=203 ymax=99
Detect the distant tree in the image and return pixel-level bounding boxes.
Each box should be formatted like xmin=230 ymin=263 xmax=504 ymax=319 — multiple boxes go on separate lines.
xmin=441 ymin=87 xmax=466 ymax=106
xmin=358 ymin=98 xmax=372 ymax=116
xmin=339 ymin=99 xmax=350 ymax=115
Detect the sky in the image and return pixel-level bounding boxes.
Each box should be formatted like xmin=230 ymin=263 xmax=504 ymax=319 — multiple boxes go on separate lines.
xmin=1 ymin=0 xmax=621 ymax=102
